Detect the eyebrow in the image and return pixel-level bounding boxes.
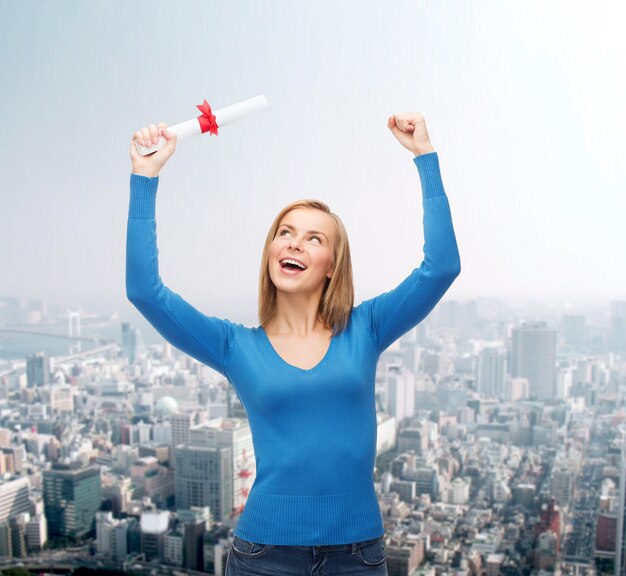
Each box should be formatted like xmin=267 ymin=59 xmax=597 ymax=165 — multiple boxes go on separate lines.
xmin=278 ymin=223 xmax=329 ymax=240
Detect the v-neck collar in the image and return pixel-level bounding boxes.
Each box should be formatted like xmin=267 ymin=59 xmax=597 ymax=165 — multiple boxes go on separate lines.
xmin=259 ymin=327 xmax=335 ymax=373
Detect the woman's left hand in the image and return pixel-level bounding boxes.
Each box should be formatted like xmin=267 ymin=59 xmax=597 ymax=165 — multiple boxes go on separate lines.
xmin=388 ymin=112 xmax=435 ymax=156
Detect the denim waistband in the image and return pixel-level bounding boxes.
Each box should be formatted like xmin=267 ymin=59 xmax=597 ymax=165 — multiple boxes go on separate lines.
xmin=282 ymin=535 xmax=383 ymax=553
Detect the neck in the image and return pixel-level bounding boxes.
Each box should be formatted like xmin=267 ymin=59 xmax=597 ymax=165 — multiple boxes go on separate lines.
xmin=266 ymin=291 xmax=327 ymax=337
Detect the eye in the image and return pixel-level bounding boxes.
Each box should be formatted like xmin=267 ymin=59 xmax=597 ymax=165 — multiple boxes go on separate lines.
xmin=277 ymin=229 xmax=322 ymax=243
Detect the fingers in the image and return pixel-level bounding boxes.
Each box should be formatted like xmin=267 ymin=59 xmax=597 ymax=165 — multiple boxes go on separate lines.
xmin=148 ymin=124 xmax=160 ymax=146
xmin=391 ymin=113 xmax=424 ymax=132
xmin=133 ymin=129 xmax=145 ymax=147
xmin=132 ymin=127 xmax=152 ymax=148
xmin=133 ymin=122 xmax=168 ymax=147
xmin=129 ymin=139 xmax=140 ymax=159
xmin=157 ymin=122 xmax=174 ymax=140
xmin=161 ymin=127 xmax=176 ymax=141
xmin=394 ymin=115 xmax=415 ymax=132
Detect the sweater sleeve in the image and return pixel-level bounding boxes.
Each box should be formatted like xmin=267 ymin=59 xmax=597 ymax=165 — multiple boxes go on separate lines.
xmin=355 ymin=152 xmax=461 ymax=355
xmin=125 ymin=174 xmax=235 ymax=377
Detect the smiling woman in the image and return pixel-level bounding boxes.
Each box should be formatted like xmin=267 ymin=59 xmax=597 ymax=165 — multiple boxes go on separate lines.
xmin=259 ymin=200 xmax=353 ymax=338
xmin=126 ymin=112 xmax=460 ymax=574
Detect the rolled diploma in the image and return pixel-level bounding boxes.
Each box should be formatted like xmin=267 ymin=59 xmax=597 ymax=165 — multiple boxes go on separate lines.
xmin=135 ymin=94 xmax=270 ymax=156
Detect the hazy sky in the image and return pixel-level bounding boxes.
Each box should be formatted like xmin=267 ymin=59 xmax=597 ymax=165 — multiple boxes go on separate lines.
xmin=1 ymin=1 xmax=624 ymax=326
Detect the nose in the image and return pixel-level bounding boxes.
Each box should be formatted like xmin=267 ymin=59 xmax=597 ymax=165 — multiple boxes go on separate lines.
xmin=288 ymin=235 xmax=304 ymax=251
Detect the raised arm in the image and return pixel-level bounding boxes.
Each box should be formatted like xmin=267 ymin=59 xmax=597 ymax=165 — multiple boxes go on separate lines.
xmin=356 ymin=113 xmax=461 ymax=354
xmin=126 ymin=124 xmax=235 ymax=377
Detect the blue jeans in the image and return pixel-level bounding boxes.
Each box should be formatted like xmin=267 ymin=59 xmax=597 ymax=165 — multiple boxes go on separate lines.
xmin=226 ymin=534 xmax=388 ymax=575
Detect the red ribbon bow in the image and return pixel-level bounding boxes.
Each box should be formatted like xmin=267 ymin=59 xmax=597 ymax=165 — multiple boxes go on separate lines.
xmin=196 ymin=99 xmax=219 ymax=135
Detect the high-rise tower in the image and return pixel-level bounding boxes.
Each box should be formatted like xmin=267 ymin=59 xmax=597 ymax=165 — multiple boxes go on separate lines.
xmin=510 ymin=322 xmax=557 ymax=400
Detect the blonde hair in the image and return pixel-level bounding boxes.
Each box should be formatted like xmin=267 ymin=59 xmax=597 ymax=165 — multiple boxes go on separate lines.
xmin=258 ymin=199 xmax=354 ymax=336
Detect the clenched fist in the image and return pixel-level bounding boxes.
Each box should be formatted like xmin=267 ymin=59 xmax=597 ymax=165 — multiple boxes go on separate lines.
xmin=130 ymin=122 xmax=177 ymax=178
xmin=387 ymin=113 xmax=434 ymax=157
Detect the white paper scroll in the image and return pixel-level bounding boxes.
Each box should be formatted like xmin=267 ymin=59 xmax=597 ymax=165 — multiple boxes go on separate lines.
xmin=135 ymin=95 xmax=270 ymax=156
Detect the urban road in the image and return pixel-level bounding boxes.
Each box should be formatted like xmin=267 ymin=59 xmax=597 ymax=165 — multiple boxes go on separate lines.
xmin=562 ymin=456 xmax=605 ymax=568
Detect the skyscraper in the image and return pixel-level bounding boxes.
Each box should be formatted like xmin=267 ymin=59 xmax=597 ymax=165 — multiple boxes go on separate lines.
xmin=477 ymin=347 xmax=507 ymax=399
xmin=510 ymin=322 xmax=557 ymax=400
xmin=43 ymin=462 xmax=101 ymax=541
xmin=174 ymin=445 xmax=232 ymax=521
xmin=610 ymin=302 xmax=626 ymax=354
xmin=188 ymin=418 xmax=254 ymax=517
xmin=26 ymin=353 xmax=50 ymax=388
xmin=171 ymin=412 xmax=197 ymax=449
xmin=615 ymin=429 xmax=626 ymax=576
xmin=561 ymin=315 xmax=586 ymax=352
xmin=121 ymin=322 xmax=138 ymax=364
xmin=386 ymin=366 xmax=415 ymax=422
xmin=178 ymin=508 xmax=208 ymax=571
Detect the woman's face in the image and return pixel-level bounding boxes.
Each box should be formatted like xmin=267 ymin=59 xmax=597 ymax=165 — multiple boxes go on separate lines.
xmin=268 ymin=208 xmax=336 ymax=296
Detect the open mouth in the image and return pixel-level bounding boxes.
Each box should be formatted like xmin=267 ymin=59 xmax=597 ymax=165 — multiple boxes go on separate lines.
xmin=280 ymin=258 xmax=307 ymax=273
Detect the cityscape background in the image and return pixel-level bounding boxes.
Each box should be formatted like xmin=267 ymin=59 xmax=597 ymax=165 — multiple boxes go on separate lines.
xmin=1 ymin=1 xmax=625 ymax=576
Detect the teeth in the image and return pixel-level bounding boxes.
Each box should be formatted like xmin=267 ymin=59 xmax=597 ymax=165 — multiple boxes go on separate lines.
xmin=281 ymin=259 xmax=307 ymax=270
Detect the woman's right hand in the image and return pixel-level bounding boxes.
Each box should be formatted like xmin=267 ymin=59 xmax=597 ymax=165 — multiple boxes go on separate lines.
xmin=130 ymin=122 xmax=177 ymax=178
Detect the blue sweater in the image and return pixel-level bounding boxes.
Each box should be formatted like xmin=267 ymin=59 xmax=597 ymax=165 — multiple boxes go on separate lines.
xmin=126 ymin=152 xmax=460 ymax=545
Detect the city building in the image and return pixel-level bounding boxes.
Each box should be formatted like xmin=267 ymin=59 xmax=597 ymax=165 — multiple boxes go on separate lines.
xmin=43 ymin=462 xmax=101 ymax=541
xmin=477 ymin=347 xmax=507 ymax=400
xmin=0 ymin=477 xmax=30 ymax=524
xmin=174 ymin=445 xmax=233 ymax=521
xmin=140 ymin=510 xmax=170 ymax=561
xmin=188 ymin=418 xmax=254 ymax=515
xmin=121 ymin=322 xmax=138 ymax=363
xmin=510 ymin=322 xmax=557 ymax=400
xmin=26 ymin=352 xmax=50 ymax=388
xmin=385 ymin=366 xmax=416 ymax=422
